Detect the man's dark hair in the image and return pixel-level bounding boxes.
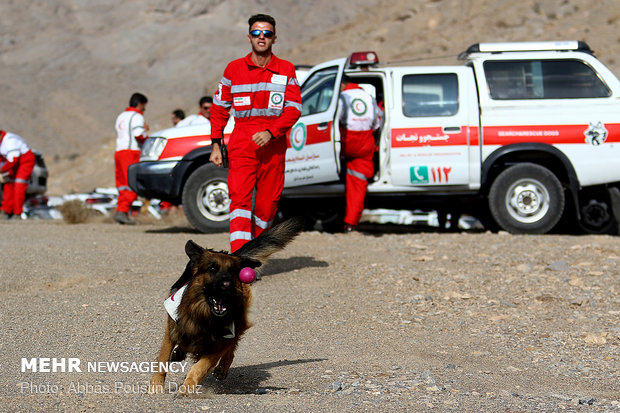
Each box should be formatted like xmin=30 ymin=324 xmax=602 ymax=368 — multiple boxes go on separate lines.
xmin=248 ymin=14 xmax=276 ymax=32
xmin=199 ymin=96 xmax=213 ymax=106
xmin=129 ymin=92 xmax=148 ymax=107
xmin=172 ymin=109 xmax=185 ymax=120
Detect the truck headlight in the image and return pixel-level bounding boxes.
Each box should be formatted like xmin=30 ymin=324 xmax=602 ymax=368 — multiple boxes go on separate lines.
xmin=140 ymin=136 xmax=167 ymax=161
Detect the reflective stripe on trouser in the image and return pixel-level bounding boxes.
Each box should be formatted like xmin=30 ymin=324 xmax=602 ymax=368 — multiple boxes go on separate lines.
xmin=342 ymin=129 xmax=375 ymax=227
xmin=230 ymin=208 xmax=253 ymax=248
xmin=227 ymin=147 xmax=285 ymax=253
xmin=114 ymin=149 xmax=140 ymax=213
xmin=1 ymin=150 xmax=35 ymax=215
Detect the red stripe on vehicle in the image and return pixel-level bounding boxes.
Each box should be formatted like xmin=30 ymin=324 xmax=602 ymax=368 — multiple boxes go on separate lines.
xmin=159 ymin=134 xmax=231 ymax=160
xmin=470 ymin=126 xmax=480 ymax=146
xmin=392 ymin=124 xmax=620 ymax=147
xmin=483 ymin=124 xmax=620 ymax=145
xmin=307 ymin=122 xmax=332 ymax=145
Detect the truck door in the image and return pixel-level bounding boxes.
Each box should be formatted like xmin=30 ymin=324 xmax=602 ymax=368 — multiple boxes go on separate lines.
xmin=389 ymin=67 xmax=480 ymax=188
xmin=285 ymin=58 xmax=347 ymax=187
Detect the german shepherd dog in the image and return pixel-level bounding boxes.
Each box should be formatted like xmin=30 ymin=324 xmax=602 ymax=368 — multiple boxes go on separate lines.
xmin=149 ymin=217 xmax=303 ymax=395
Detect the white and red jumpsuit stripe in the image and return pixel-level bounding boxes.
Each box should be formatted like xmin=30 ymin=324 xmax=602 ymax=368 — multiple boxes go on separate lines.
xmin=0 ymin=130 xmax=36 ymax=216
xmin=211 ymin=53 xmax=302 ymax=252
xmin=114 ymin=107 xmax=147 ymax=213
xmin=338 ymin=84 xmax=381 ymax=227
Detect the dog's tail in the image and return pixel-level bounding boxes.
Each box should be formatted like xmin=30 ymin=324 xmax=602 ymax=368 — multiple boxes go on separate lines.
xmin=233 ymin=216 xmax=304 ymax=263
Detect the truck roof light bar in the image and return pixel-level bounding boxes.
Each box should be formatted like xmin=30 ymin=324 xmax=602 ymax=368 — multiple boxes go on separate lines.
xmin=348 ymin=51 xmax=379 ymax=68
xmin=458 ymin=41 xmax=593 ymax=60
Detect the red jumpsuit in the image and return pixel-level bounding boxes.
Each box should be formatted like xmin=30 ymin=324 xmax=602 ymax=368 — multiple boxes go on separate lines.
xmin=339 ymin=84 xmax=381 ymax=227
xmin=0 ymin=130 xmax=36 ymax=216
xmin=211 ymin=53 xmax=302 ymax=252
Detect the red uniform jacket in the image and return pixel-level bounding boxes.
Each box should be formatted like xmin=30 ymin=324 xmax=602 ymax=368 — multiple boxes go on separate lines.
xmin=211 ymin=53 xmax=302 ymax=153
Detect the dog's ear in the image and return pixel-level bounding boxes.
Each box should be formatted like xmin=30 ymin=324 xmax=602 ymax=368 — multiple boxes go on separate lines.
xmin=185 ymin=240 xmax=204 ymax=263
xmin=240 ymin=257 xmax=262 ymax=269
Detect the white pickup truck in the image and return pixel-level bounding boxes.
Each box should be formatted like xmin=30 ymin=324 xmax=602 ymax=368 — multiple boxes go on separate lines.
xmin=129 ymin=41 xmax=620 ymax=234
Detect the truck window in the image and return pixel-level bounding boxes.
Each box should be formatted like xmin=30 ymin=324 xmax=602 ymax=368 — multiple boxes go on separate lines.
xmin=402 ymin=74 xmax=458 ymax=117
xmin=300 ymin=66 xmax=338 ymax=116
xmin=484 ymin=59 xmax=611 ymax=100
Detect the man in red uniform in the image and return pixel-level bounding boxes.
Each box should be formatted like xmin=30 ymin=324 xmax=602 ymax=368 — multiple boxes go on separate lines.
xmin=114 ymin=93 xmax=149 ymax=225
xmin=338 ymin=78 xmax=382 ymax=232
xmin=210 ymin=13 xmax=302 ymax=252
xmin=0 ymin=130 xmax=36 ymax=219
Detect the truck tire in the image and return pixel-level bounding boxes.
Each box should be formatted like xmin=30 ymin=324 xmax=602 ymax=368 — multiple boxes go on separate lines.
xmin=182 ymin=164 xmax=230 ymax=232
xmin=488 ymin=163 xmax=564 ymax=234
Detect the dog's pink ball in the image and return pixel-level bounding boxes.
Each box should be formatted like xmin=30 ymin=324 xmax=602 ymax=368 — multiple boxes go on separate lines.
xmin=239 ymin=267 xmax=256 ymax=283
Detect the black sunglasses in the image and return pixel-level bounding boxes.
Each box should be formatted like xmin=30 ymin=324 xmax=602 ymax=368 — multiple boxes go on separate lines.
xmin=249 ymin=29 xmax=274 ymax=38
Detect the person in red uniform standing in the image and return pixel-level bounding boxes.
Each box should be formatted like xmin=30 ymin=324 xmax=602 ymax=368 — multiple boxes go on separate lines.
xmin=0 ymin=130 xmax=36 ymax=219
xmin=338 ymin=78 xmax=382 ymax=232
xmin=114 ymin=93 xmax=149 ymax=225
xmin=210 ymin=13 xmax=302 ymax=252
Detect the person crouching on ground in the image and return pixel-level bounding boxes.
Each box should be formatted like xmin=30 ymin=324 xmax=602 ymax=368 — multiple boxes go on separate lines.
xmin=0 ymin=130 xmax=36 ymax=220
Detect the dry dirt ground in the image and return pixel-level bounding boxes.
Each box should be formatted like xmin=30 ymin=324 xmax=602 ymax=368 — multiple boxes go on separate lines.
xmin=0 ymin=216 xmax=618 ymax=412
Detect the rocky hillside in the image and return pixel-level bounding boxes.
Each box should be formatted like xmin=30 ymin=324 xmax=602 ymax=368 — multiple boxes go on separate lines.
xmin=1 ymin=0 xmax=619 ymax=194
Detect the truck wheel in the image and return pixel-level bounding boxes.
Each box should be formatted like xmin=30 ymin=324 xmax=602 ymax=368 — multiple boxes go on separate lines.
xmin=488 ymin=163 xmax=564 ymax=234
xmin=182 ymin=164 xmax=230 ymax=232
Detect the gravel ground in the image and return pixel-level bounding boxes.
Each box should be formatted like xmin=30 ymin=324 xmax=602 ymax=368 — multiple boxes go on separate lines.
xmin=0 ymin=217 xmax=619 ymax=412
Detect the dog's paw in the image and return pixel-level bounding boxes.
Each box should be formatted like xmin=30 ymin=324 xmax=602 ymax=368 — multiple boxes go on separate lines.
xmin=213 ymin=365 xmax=228 ymax=381
xmin=148 ymin=376 xmax=166 ymax=394
xmin=176 ymin=383 xmax=202 ymax=397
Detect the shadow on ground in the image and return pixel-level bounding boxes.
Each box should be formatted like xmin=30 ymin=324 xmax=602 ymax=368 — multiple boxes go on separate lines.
xmin=199 ymin=358 xmax=327 ymax=395
xmin=355 ymin=222 xmax=486 ymax=236
xmin=144 ymin=226 xmax=222 ymax=234
xmin=260 ymin=256 xmax=329 ymax=277
xmin=144 ymin=223 xmax=481 ymax=236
